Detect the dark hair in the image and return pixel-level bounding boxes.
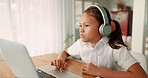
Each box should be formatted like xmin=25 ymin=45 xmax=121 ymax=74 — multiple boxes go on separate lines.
xmin=83 ymin=5 xmax=127 ymax=49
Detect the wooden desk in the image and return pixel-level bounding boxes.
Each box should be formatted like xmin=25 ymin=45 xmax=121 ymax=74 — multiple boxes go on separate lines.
xmin=0 ymin=53 xmax=95 ymax=78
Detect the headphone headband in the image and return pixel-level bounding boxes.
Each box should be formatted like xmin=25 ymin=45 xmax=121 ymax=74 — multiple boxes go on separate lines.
xmin=88 ymin=5 xmax=109 ymax=25
xmin=85 ymin=5 xmax=111 ymax=36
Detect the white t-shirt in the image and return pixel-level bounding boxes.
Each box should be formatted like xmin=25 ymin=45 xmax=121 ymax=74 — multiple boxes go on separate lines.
xmin=67 ymin=37 xmax=138 ymax=71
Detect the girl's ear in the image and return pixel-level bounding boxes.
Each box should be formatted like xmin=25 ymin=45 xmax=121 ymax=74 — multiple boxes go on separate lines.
xmin=111 ymin=21 xmax=116 ymax=32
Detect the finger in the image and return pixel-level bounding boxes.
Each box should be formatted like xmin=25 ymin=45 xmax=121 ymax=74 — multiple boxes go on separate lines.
xmin=57 ymin=59 xmax=61 ymax=69
xmin=81 ymin=66 xmax=86 ymax=71
xmin=81 ymin=67 xmax=90 ymax=75
xmin=82 ymin=71 xmax=88 ymax=75
xmin=81 ymin=68 xmax=87 ymax=75
xmin=62 ymin=62 xmax=67 ymax=71
xmin=81 ymin=68 xmax=86 ymax=71
xmin=54 ymin=60 xmax=59 ymax=69
xmin=81 ymin=65 xmax=88 ymax=72
xmin=59 ymin=60 xmax=65 ymax=70
xmin=58 ymin=59 xmax=63 ymax=69
xmin=50 ymin=61 xmax=54 ymax=65
xmin=51 ymin=60 xmax=58 ymax=69
xmin=82 ymin=65 xmax=87 ymax=69
xmin=64 ymin=62 xmax=67 ymax=68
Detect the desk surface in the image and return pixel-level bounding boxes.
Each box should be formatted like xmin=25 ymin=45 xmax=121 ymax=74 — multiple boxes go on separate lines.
xmin=0 ymin=53 xmax=95 ymax=78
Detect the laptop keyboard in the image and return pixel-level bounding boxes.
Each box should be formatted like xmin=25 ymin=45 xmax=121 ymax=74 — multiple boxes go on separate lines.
xmin=37 ymin=69 xmax=56 ymax=78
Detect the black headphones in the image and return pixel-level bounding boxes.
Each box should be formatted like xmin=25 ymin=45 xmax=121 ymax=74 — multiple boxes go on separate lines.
xmin=87 ymin=5 xmax=112 ymax=36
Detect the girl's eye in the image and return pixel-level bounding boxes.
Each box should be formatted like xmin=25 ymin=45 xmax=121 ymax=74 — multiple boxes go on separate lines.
xmin=85 ymin=25 xmax=89 ymax=27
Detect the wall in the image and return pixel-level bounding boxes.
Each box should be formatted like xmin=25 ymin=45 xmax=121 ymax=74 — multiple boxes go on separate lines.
xmin=144 ymin=0 xmax=148 ymax=71
xmin=97 ymin=0 xmax=133 ymax=11
xmin=131 ymin=0 xmax=146 ymax=53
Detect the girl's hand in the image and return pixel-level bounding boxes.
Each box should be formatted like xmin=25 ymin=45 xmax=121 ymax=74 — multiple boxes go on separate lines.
xmin=50 ymin=58 xmax=67 ymax=71
xmin=81 ymin=63 xmax=101 ymax=77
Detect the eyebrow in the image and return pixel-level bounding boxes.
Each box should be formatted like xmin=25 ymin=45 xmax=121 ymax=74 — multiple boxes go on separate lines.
xmin=79 ymin=22 xmax=90 ymax=25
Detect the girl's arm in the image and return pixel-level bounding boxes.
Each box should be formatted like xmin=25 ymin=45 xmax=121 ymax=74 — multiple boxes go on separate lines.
xmin=100 ymin=63 xmax=147 ymax=78
xmin=57 ymin=50 xmax=70 ymax=60
xmin=82 ymin=63 xmax=148 ymax=78
xmin=50 ymin=50 xmax=70 ymax=71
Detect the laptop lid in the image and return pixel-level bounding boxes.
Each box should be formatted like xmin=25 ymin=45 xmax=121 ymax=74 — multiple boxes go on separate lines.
xmin=0 ymin=39 xmax=82 ymax=78
xmin=0 ymin=39 xmax=39 ymax=78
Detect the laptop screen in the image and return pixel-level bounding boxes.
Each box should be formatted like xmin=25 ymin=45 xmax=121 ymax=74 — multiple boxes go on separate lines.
xmin=0 ymin=39 xmax=39 ymax=78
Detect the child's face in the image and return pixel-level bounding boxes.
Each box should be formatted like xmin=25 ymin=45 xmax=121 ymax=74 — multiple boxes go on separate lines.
xmin=79 ymin=12 xmax=102 ymax=42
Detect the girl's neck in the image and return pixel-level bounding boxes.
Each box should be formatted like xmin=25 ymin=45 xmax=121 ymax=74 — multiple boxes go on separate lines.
xmin=90 ymin=42 xmax=96 ymax=48
xmin=89 ymin=36 xmax=102 ymax=47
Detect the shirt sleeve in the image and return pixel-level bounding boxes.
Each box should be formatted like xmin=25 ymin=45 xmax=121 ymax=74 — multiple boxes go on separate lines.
xmin=67 ymin=39 xmax=81 ymax=58
xmin=113 ymin=46 xmax=139 ymax=71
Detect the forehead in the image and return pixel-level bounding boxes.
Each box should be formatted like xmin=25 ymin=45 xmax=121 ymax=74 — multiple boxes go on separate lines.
xmin=80 ymin=13 xmax=98 ymax=23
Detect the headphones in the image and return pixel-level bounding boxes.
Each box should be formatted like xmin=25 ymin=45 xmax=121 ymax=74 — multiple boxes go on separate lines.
xmin=87 ymin=5 xmax=112 ymax=36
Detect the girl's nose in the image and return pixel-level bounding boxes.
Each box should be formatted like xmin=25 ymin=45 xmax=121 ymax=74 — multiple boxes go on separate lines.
xmin=80 ymin=27 xmax=84 ymax=33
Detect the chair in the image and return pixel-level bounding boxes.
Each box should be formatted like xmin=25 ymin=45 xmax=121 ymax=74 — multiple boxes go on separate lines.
xmin=130 ymin=51 xmax=148 ymax=73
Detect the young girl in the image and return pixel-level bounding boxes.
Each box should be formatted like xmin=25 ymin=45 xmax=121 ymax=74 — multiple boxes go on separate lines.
xmin=51 ymin=4 xmax=148 ymax=78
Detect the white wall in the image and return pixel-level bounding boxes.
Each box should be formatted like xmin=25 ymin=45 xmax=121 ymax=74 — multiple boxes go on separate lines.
xmin=97 ymin=0 xmax=133 ymax=11
xmin=131 ymin=0 xmax=146 ymax=53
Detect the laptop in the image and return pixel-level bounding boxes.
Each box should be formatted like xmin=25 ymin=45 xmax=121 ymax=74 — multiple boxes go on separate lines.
xmin=0 ymin=39 xmax=81 ymax=78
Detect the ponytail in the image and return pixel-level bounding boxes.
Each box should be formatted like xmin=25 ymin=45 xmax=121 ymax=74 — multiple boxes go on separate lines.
xmin=108 ymin=20 xmax=127 ymax=49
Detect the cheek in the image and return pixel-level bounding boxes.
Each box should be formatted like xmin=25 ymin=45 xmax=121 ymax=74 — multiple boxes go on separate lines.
xmin=86 ymin=28 xmax=99 ymax=36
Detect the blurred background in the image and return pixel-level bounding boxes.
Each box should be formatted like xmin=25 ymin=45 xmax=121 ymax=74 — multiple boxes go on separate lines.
xmin=0 ymin=0 xmax=147 ymax=62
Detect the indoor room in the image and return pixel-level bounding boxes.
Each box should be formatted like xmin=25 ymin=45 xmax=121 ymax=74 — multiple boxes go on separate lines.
xmin=0 ymin=0 xmax=148 ymax=77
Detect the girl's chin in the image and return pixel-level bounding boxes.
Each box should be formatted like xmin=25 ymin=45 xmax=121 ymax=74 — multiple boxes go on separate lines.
xmin=81 ymin=38 xmax=88 ymax=42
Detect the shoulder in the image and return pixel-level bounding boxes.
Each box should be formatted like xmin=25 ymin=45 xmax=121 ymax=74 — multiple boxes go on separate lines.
xmin=112 ymin=46 xmax=129 ymax=58
xmin=111 ymin=46 xmax=130 ymax=63
xmin=112 ymin=46 xmax=138 ymax=70
xmin=114 ymin=46 xmax=128 ymax=52
xmin=68 ymin=39 xmax=85 ymax=50
xmin=76 ymin=39 xmax=83 ymax=43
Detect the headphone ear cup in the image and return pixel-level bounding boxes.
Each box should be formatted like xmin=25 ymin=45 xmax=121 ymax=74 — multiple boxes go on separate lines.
xmin=99 ymin=24 xmax=111 ymax=36
xmin=99 ymin=24 xmax=104 ymax=36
